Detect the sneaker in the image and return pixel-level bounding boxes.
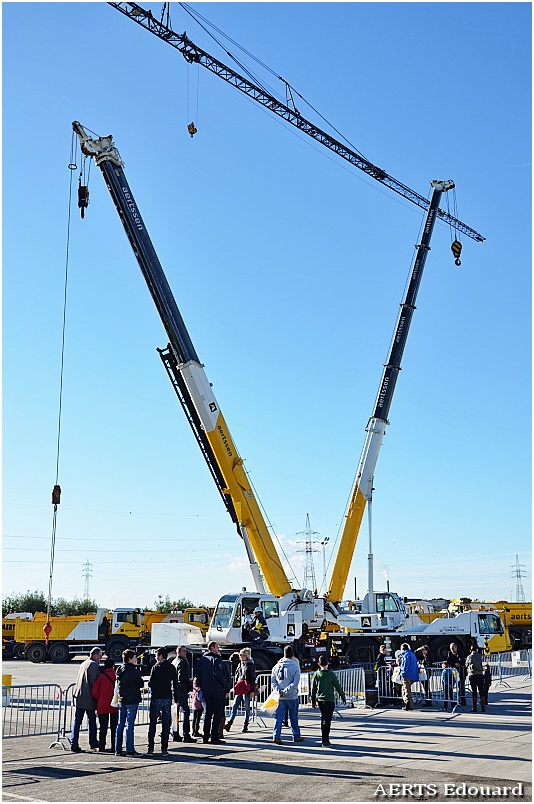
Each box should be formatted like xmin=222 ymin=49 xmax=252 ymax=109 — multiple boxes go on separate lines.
xmin=145 ymin=749 xmax=154 ymax=756
xmin=125 ymin=751 xmax=140 ymax=757
xmin=210 ymin=739 xmax=226 ymax=745
xmin=70 ymin=747 xmax=83 ymax=753
xmin=172 ymin=733 xmax=183 ymax=742
xmin=98 ymin=748 xmax=107 ymax=753
xmin=273 ymin=738 xmax=282 ymax=745
xmin=161 ymin=749 xmax=169 ymax=756
xmin=293 ymin=737 xmax=305 ymax=743
xmin=183 ymin=736 xmax=197 ymax=743
xmin=115 ymin=751 xmax=124 ymax=756
xmin=322 ymin=741 xmax=331 ymax=747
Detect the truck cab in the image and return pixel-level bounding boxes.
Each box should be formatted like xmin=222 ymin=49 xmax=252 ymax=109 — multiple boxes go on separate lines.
xmin=207 ymin=593 xmax=303 ymax=645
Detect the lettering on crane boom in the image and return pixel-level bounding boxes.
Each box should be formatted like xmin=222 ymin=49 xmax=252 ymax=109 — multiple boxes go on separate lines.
xmin=217 ymin=424 xmax=233 ymax=457
xmin=121 ymin=187 xmax=144 ymax=231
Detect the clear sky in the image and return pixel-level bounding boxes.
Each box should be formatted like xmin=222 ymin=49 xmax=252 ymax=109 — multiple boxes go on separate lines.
xmin=3 ymin=2 xmax=531 ymax=611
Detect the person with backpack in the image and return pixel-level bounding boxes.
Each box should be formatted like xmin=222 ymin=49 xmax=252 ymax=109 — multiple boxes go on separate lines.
xmin=271 ymin=645 xmax=304 ymax=745
xmin=91 ymin=656 xmax=118 ymax=752
xmin=311 ymin=655 xmax=346 ymax=747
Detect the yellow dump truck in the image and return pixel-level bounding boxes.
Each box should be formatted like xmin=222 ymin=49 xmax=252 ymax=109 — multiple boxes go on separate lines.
xmin=13 ymin=606 xmax=212 ymax=663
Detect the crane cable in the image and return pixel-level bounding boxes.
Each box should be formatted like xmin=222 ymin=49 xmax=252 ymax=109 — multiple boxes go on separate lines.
xmin=45 ymin=133 xmax=77 ymax=641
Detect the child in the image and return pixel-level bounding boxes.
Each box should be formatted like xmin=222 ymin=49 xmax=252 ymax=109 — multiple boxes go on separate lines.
xmin=441 ymin=662 xmax=456 ymax=711
xmin=483 ymin=663 xmax=492 ymax=702
xmin=311 ymin=655 xmax=346 ymax=747
xmin=191 ymin=677 xmax=205 ymax=737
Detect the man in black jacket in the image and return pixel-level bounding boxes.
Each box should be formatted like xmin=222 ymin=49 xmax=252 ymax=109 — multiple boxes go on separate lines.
xmin=197 ymin=641 xmax=227 ymax=744
xmin=446 ymin=642 xmax=467 ymax=706
xmin=171 ymin=645 xmax=196 ymax=743
xmin=146 ymin=647 xmax=177 ymax=755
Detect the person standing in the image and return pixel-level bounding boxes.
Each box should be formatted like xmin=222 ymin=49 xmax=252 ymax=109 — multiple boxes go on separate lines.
xmin=115 ymin=649 xmax=144 ymax=756
xmin=465 ymin=644 xmax=486 ymax=712
xmin=71 ymin=647 xmax=102 ymax=753
xmin=91 ymin=656 xmax=118 ymax=752
xmin=441 ymin=662 xmax=456 ymax=711
xmin=172 ymin=645 xmax=196 ymax=743
xmin=447 ymin=642 xmax=467 ymax=706
xmin=271 ymin=645 xmax=304 ymax=745
xmin=311 ymin=655 xmax=346 ymax=747
xmin=191 ymin=677 xmax=205 ymax=737
xmin=225 ymin=648 xmax=256 ymax=733
xmin=146 ymin=647 xmax=177 ymax=755
xmin=483 ymin=663 xmax=492 ymax=702
xmin=399 ymin=643 xmax=419 ymax=711
xmin=197 ymin=641 xmax=227 ymax=744
xmin=415 ymin=645 xmax=432 ymax=707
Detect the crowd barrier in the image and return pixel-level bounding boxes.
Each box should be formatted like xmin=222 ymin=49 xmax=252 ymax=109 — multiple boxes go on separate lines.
xmin=3 ymin=651 xmax=529 ymax=741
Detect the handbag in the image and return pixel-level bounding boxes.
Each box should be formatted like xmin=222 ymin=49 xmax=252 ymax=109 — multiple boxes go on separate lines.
xmin=111 ymin=681 xmax=120 ymax=708
xmin=391 ymin=667 xmax=402 ymax=686
xmin=419 ymin=667 xmax=428 ymax=682
xmin=260 ymin=690 xmax=279 ymax=715
xmin=234 ymin=679 xmax=251 ymax=695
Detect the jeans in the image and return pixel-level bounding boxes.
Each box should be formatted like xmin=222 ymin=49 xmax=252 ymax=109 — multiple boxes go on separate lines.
xmin=174 ymin=688 xmax=191 ymax=736
xmin=273 ymin=698 xmax=300 ymax=739
xmin=317 ymin=701 xmax=335 ymax=742
xmin=98 ymin=712 xmax=118 ymax=751
xmin=148 ymin=698 xmax=171 ymax=751
xmin=115 ymin=704 xmax=138 ymax=753
xmin=71 ymin=707 xmax=97 ymax=750
xmin=203 ymin=693 xmax=225 ymax=742
xmin=230 ymin=693 xmax=251 ymax=722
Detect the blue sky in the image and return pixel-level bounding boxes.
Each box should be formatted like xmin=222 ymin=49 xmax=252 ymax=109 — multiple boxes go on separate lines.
xmin=3 ymin=2 xmax=531 ymax=610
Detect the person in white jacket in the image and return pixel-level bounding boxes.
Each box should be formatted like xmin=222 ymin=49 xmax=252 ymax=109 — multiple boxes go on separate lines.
xmin=271 ymin=646 xmax=304 ymax=744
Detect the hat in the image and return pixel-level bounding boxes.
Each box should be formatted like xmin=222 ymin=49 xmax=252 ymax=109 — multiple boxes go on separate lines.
xmin=253 ymin=607 xmax=262 ymax=613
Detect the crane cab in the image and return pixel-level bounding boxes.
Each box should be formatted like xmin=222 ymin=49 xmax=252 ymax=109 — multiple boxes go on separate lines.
xmin=207 ymin=593 xmax=303 ymax=646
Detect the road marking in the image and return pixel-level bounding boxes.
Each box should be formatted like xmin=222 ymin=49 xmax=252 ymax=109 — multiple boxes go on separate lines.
xmin=2 ymin=792 xmax=46 ymax=802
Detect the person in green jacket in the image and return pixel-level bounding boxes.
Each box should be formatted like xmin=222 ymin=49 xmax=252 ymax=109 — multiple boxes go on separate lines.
xmin=311 ymin=655 xmax=346 ymax=746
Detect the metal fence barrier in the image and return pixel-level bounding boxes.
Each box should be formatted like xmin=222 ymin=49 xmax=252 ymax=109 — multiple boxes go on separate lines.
xmin=376 ymin=666 xmax=463 ymax=711
xmin=485 ymin=649 xmax=531 ymax=688
xmin=2 ymin=684 xmax=63 ymax=739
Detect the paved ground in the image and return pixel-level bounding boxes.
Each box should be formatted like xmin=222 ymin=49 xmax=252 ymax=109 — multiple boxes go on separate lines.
xmin=3 ymin=672 xmax=531 ymax=803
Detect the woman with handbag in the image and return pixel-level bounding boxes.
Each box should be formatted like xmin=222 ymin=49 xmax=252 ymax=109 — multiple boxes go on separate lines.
xmin=225 ymin=648 xmax=256 ymax=732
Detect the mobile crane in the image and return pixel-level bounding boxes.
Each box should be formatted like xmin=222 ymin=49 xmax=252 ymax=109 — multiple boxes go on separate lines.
xmin=73 ymin=123 xmax=500 ymax=668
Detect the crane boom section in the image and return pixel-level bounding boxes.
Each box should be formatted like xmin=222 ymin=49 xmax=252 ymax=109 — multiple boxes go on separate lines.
xmin=72 ymin=122 xmax=291 ymax=598
xmin=108 ymin=2 xmax=484 ymax=244
xmin=326 ymin=182 xmax=451 ymax=603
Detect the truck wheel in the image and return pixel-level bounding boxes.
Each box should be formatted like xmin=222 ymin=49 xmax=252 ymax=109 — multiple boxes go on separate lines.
xmin=49 ymin=642 xmax=70 ymax=663
xmin=106 ymin=641 xmax=127 ymax=662
xmin=12 ymin=643 xmax=26 ymax=660
xmin=25 ymin=642 xmax=47 ymax=663
xmin=428 ymin=637 xmax=451 ymax=663
xmin=251 ymin=652 xmax=275 ymax=673
xmin=348 ymin=637 xmax=379 ymax=664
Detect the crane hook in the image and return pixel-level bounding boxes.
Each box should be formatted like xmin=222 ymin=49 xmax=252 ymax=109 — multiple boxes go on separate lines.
xmin=187 ymin=122 xmax=198 ymax=138
xmin=451 ymin=239 xmax=462 ymax=266
xmin=77 ymin=182 xmax=89 ymax=219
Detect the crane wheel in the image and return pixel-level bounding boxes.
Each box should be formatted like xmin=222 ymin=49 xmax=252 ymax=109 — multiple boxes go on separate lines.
xmin=427 ymin=636 xmax=453 ymax=663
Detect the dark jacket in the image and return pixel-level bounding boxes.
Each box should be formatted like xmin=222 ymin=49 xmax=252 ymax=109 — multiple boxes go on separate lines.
xmin=148 ymin=659 xmax=177 ymax=700
xmin=234 ymin=658 xmax=256 ymax=690
xmin=311 ymin=669 xmax=346 ymax=705
xmin=116 ymin=661 xmax=144 ymax=705
xmin=197 ymin=650 xmax=226 ymax=696
xmin=172 ymin=655 xmax=193 ymax=695
xmin=446 ymin=647 xmax=466 ymax=677
xmin=374 ymin=653 xmax=387 ymax=671
xmin=91 ymin=667 xmax=118 ymax=715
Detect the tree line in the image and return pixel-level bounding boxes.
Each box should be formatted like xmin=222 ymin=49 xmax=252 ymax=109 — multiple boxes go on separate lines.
xmin=3 ymin=590 xmax=202 ymax=618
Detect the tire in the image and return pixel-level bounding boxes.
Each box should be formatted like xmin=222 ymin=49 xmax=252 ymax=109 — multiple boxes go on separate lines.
xmin=49 ymin=642 xmax=70 ymax=663
xmin=12 ymin=643 xmax=26 ymax=660
xmin=106 ymin=640 xmax=127 ymax=662
xmin=428 ymin=636 xmax=452 ymax=663
xmin=347 ymin=637 xmax=379 ymax=664
xmin=25 ymin=642 xmax=48 ymax=663
xmin=251 ymin=651 xmax=275 ymax=673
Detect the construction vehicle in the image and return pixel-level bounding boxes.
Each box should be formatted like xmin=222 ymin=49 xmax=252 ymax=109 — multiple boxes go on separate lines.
xmin=3 ymin=613 xmax=33 ymax=658
xmin=72 ymin=122 xmax=494 ymax=670
xmin=449 ymin=599 xmax=531 ymax=651
xmin=14 ymin=607 xmax=209 ymax=663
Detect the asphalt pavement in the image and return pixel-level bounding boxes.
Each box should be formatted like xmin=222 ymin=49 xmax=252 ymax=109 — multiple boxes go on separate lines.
xmin=2 ymin=665 xmax=531 ymax=803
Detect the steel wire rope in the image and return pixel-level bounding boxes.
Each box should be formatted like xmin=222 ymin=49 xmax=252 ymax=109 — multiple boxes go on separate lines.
xmin=178 ymin=1 xmax=369 ymax=160
xmin=46 ymin=133 xmax=77 ymax=623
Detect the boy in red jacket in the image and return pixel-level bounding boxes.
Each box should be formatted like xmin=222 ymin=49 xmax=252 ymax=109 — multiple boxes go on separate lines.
xmin=92 ymin=657 xmax=118 ymax=752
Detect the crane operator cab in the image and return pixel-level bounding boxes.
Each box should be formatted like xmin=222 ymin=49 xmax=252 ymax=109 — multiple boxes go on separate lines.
xmin=207 ymin=593 xmax=303 ymax=646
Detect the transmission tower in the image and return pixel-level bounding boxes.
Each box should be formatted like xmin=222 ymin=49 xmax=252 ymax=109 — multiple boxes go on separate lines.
xmin=296 ymin=514 xmax=319 ymax=592
xmin=82 ymin=559 xmax=93 ymax=600
xmin=511 ymin=555 xmax=527 ymax=603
